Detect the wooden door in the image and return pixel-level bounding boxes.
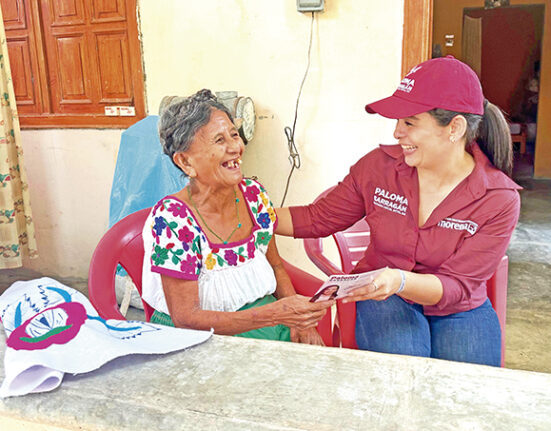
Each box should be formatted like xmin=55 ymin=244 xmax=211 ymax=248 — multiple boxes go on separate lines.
xmin=2 ymin=0 xmax=45 ymax=114
xmin=39 ymin=0 xmax=135 ymax=115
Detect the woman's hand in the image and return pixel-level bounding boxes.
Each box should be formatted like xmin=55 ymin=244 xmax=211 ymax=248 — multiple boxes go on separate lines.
xmin=272 ymin=295 xmax=334 ymax=330
xmin=290 ymin=327 xmax=326 ymax=346
xmin=343 ymin=268 xmax=402 ymax=303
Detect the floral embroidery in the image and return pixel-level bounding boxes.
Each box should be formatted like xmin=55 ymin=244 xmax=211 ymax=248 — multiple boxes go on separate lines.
xmin=153 ymin=217 xmax=167 ymax=236
xmin=168 ymin=202 xmax=189 ymax=218
xmin=260 ymin=192 xmax=269 ymax=206
xmin=243 ymin=185 xmax=260 ymax=202
xmin=247 ymin=241 xmax=255 ymax=259
xmin=255 ymin=231 xmax=272 ymax=247
xmin=205 ymin=253 xmax=216 ymax=270
xmin=224 ymin=250 xmax=238 ymax=266
xmin=180 ymin=255 xmax=197 ymax=276
xmin=178 ymin=226 xmax=194 ymax=243
xmin=152 ymin=245 xmax=169 ymax=266
xmin=267 ymin=207 xmax=276 ymax=222
xmin=257 ymin=213 xmax=270 ymax=229
xmin=7 ymin=302 xmax=87 ymax=351
xmin=149 ymin=179 xmax=275 ymax=276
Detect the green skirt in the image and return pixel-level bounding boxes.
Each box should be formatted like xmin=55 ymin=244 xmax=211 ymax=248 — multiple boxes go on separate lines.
xmin=150 ymin=294 xmax=291 ymax=341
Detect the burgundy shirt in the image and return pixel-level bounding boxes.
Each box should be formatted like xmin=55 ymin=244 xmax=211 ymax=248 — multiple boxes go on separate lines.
xmin=290 ymin=144 xmax=521 ymax=316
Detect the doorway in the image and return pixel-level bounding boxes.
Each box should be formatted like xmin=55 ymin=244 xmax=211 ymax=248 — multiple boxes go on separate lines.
xmin=405 ymin=0 xmax=551 ymax=179
xmin=462 ymin=5 xmax=543 ymax=179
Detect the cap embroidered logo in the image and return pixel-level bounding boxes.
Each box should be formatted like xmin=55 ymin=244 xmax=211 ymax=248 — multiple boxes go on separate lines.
xmin=397 ymin=78 xmax=415 ymax=93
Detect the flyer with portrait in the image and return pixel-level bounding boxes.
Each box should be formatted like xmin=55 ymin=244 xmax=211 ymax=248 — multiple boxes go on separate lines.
xmin=310 ymin=268 xmax=386 ymax=302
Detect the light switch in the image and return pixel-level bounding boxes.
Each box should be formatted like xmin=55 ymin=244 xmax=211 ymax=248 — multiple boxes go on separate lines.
xmin=297 ymin=0 xmax=324 ymax=13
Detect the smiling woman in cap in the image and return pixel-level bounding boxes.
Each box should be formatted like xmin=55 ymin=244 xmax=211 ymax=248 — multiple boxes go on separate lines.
xmin=276 ymin=56 xmax=521 ymax=366
xmin=140 ymin=89 xmax=332 ymax=344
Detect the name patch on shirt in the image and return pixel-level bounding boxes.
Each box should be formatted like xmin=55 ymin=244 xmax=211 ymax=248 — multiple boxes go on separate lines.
xmin=438 ymin=217 xmax=478 ymax=235
xmin=373 ymin=187 xmax=408 ymax=216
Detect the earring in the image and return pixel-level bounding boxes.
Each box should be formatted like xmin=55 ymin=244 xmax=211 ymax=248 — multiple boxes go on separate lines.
xmin=450 ymin=136 xmax=456 ymax=143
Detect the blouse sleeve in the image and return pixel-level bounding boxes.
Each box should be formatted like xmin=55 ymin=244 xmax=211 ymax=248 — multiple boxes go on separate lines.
xmin=148 ymin=199 xmax=203 ymax=280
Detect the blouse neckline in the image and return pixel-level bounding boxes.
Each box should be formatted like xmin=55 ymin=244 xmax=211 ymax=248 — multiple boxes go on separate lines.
xmin=164 ymin=180 xmax=261 ymax=250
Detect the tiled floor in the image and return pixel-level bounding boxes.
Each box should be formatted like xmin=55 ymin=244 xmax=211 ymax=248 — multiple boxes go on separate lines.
xmin=0 ymin=149 xmax=549 ymax=373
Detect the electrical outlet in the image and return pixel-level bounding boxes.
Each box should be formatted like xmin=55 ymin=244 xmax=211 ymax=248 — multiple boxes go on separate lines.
xmin=297 ymin=0 xmax=324 ymax=13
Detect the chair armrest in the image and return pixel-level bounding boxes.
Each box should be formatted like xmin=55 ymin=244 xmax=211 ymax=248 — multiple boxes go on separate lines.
xmin=303 ymin=238 xmax=344 ymax=276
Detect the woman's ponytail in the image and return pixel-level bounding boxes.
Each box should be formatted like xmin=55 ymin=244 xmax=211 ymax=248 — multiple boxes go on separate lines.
xmin=477 ymin=101 xmax=513 ymax=177
xmin=429 ymin=100 xmax=514 ymax=177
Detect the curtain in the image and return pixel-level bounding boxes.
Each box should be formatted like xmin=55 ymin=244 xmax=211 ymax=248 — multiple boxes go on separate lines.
xmin=462 ymin=15 xmax=482 ymax=79
xmin=0 ymin=8 xmax=38 ymax=268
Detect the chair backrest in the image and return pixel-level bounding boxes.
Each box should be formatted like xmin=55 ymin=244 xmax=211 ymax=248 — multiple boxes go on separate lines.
xmin=334 ymin=218 xmax=371 ymax=274
xmin=303 ymin=186 xmax=371 ymax=275
xmin=88 ymin=207 xmax=154 ymax=321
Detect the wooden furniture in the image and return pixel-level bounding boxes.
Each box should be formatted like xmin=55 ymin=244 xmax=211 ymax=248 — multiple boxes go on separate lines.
xmin=509 ymin=123 xmax=527 ymax=154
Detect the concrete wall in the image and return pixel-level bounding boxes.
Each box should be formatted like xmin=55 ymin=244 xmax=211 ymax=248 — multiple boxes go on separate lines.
xmin=139 ymin=0 xmax=403 ymax=276
xmin=21 ymin=129 xmax=122 ymax=277
xmin=19 ymin=0 xmax=404 ymax=279
xmin=433 ymin=0 xmax=551 ymax=178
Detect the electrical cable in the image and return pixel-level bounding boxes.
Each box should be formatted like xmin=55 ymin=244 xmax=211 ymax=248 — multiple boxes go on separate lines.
xmin=280 ymin=11 xmax=315 ymax=207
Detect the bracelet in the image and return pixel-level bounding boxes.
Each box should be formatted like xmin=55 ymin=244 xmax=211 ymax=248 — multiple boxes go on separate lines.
xmin=396 ymin=269 xmax=406 ymax=294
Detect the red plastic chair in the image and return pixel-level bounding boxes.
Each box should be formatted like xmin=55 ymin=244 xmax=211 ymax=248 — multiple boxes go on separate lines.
xmin=88 ymin=208 xmax=154 ymax=322
xmin=88 ymin=208 xmax=333 ymax=346
xmin=303 ymin=187 xmax=509 ymax=366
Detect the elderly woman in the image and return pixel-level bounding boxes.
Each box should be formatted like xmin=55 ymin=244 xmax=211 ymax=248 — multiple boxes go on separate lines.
xmin=276 ymin=56 xmax=521 ymax=365
xmin=141 ymin=89 xmax=332 ymax=344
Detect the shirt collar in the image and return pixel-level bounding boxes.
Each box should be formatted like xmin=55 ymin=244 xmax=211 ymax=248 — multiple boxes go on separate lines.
xmin=467 ymin=142 xmax=522 ymax=198
xmin=379 ymin=144 xmax=410 ymax=174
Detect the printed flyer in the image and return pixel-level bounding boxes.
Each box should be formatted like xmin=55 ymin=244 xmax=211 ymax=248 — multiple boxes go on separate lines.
xmin=310 ymin=268 xmax=386 ymax=302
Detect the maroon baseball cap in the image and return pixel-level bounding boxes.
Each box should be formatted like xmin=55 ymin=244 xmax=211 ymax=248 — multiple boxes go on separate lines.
xmin=365 ymin=56 xmax=484 ymax=119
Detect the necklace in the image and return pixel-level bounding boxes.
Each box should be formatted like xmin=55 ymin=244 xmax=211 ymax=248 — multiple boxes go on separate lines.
xmin=188 ymin=186 xmax=242 ymax=245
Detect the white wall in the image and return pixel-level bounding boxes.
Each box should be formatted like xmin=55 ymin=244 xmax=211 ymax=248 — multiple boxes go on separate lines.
xmin=19 ymin=0 xmax=404 ymax=279
xmin=21 ymin=129 xmax=122 ymax=277
xmin=139 ymin=0 xmax=404 ymax=276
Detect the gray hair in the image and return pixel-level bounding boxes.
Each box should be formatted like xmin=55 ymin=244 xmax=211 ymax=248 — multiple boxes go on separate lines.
xmin=158 ymin=89 xmax=233 ymax=172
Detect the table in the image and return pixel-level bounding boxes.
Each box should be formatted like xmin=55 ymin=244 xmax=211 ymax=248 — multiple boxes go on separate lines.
xmin=1 ymin=332 xmax=551 ymax=430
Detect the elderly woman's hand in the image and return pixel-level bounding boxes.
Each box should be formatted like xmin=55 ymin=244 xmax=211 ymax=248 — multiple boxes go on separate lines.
xmin=290 ymin=327 xmax=326 ymax=346
xmin=342 ymin=268 xmax=402 ymax=303
xmin=273 ymin=295 xmax=333 ymax=330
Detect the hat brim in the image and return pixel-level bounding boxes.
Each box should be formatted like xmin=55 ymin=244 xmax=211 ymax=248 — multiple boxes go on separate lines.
xmin=365 ymin=94 xmax=436 ymax=119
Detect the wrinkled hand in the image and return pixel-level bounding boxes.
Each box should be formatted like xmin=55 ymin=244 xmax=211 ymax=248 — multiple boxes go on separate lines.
xmin=274 ymin=295 xmax=333 ymax=330
xmin=343 ymin=268 xmax=401 ymax=303
xmin=290 ymin=327 xmax=326 ymax=346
